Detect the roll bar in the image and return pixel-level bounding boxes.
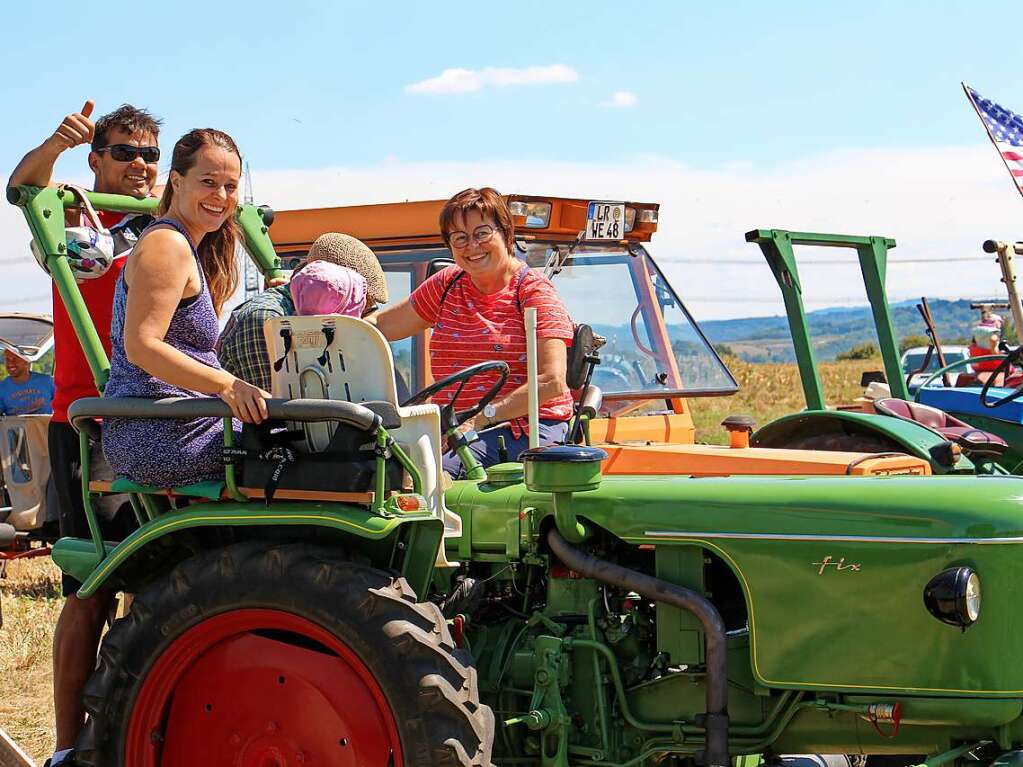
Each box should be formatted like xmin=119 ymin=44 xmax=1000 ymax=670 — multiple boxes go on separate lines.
xmin=7 ymin=185 xmax=284 ymax=392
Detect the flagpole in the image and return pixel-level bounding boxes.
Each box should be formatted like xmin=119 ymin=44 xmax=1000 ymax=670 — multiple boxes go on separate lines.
xmin=963 ymin=81 xmax=1023 ymax=200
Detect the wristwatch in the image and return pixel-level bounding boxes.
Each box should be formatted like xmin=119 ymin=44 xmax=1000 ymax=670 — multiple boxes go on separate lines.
xmin=482 ymin=404 xmax=497 ymax=427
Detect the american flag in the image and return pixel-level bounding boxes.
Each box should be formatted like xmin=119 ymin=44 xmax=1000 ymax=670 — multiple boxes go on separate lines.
xmin=964 ymin=84 xmax=1023 ymax=197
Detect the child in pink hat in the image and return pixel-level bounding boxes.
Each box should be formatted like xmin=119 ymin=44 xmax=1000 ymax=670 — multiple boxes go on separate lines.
xmin=290 ymin=261 xmax=368 ymax=317
xmin=969 ymin=312 xmax=1004 ymax=374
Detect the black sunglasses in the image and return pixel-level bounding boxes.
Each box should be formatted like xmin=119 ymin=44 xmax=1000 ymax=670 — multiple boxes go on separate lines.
xmin=94 ymin=144 xmax=161 ymax=163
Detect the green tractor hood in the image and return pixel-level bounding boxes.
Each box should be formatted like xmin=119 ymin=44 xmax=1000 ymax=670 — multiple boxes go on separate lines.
xmin=452 ymin=471 xmax=1023 ymax=696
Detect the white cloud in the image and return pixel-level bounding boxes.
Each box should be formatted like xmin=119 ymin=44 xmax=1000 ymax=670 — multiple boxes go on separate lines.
xmin=405 ymin=64 xmax=579 ymax=95
xmin=600 ymin=91 xmax=638 ymax=108
xmin=5 ymin=146 xmax=1021 ymax=324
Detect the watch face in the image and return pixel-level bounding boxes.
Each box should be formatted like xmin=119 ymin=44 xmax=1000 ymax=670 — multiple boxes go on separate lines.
xmin=483 ymin=404 xmax=497 ymax=418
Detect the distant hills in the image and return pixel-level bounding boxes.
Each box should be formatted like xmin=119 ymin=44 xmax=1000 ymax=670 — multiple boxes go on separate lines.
xmin=696 ymin=299 xmax=997 ymax=363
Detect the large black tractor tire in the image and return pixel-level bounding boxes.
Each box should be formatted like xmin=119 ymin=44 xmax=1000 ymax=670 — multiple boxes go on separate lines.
xmin=75 ymin=541 xmax=494 ymax=767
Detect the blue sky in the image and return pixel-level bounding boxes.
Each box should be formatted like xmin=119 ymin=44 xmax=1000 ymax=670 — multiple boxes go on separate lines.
xmin=3 ymin=0 xmax=1023 ymax=319
xmin=3 ymin=0 xmax=1015 ymax=171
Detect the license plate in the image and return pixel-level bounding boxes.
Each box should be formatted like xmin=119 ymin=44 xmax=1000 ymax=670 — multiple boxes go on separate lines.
xmin=585 ymin=201 xmax=625 ymax=240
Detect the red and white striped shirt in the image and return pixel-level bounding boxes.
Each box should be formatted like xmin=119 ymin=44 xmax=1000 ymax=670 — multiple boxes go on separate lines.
xmin=411 ymin=264 xmax=574 ymax=435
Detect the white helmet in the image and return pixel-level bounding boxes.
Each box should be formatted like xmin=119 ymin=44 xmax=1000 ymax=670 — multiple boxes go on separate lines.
xmin=28 ymin=184 xmax=116 ymax=282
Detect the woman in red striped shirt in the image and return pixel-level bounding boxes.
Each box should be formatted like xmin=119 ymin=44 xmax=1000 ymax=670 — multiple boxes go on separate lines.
xmin=374 ymin=187 xmax=575 ymax=477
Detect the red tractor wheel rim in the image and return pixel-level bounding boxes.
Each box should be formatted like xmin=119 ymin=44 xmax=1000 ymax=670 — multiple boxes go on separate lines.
xmin=125 ymin=608 xmax=403 ymax=767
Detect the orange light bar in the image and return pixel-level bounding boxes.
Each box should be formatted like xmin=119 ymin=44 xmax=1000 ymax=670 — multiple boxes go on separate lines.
xmin=270 ymin=195 xmax=660 ymax=251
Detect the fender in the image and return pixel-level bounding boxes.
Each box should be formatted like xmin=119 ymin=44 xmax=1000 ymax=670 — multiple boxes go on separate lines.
xmin=53 ymin=501 xmax=443 ymax=598
xmin=752 ymin=410 xmax=975 ymax=474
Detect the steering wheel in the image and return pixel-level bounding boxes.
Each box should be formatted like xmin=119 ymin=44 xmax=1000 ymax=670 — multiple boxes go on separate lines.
xmin=402 ymin=361 xmax=510 ymax=429
xmin=979 ymin=347 xmax=1023 ymax=408
xmin=913 ymin=353 xmax=1006 ymax=401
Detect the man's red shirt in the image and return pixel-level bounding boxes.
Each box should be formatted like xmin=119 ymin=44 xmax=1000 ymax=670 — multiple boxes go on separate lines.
xmin=50 ymin=209 xmax=134 ymax=422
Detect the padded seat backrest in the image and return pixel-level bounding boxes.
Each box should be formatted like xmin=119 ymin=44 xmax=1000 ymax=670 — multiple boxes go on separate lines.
xmin=265 ymin=315 xmax=398 ymax=448
xmin=874 ymin=397 xmax=1007 ymax=459
xmin=873 ymin=398 xmax=967 ymax=429
xmin=264 ymin=314 xmax=413 ymax=457
xmin=264 ymin=315 xmax=460 ymax=565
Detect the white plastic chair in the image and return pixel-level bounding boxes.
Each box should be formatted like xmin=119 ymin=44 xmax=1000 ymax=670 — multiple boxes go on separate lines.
xmin=0 ymin=414 xmax=51 ymax=531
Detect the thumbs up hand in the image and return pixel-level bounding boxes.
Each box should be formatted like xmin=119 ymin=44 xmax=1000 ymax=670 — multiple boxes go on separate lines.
xmin=47 ymin=100 xmax=96 ymax=152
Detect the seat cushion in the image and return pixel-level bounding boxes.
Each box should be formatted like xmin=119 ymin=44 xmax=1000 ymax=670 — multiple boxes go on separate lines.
xmin=874 ymin=398 xmax=970 ymax=429
xmin=874 ymin=398 xmax=1008 ymax=458
xmin=109 ymin=477 xmax=225 ymax=500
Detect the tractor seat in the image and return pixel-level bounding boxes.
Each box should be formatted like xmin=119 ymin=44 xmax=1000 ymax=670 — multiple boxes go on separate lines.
xmin=874 ymin=398 xmax=1007 ymax=459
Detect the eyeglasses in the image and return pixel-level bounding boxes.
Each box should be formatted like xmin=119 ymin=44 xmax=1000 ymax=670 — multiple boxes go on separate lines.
xmin=94 ymin=144 xmax=161 ymax=163
xmin=447 ymin=225 xmax=496 ymax=249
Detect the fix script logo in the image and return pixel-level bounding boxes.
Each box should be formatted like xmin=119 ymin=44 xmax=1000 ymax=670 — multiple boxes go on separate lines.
xmin=812 ymin=555 xmax=862 ymax=576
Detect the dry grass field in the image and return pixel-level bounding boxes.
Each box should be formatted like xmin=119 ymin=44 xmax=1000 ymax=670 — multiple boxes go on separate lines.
xmin=691 ymin=356 xmax=878 ymax=443
xmin=1 ymin=557 xmax=61 ymax=765
xmin=0 ymin=356 xmax=878 ymax=763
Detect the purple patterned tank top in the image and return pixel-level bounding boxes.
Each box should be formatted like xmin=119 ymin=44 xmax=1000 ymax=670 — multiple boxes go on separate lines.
xmin=104 ymin=218 xmax=223 ymax=399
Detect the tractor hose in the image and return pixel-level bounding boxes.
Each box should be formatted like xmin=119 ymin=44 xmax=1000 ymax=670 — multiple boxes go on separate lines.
xmin=545 ymin=528 xmax=730 ymax=767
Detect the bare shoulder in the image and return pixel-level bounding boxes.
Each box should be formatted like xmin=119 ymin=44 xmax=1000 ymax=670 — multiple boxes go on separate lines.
xmin=128 ymin=227 xmax=195 ymax=283
xmin=133 ymin=227 xmax=192 ymax=263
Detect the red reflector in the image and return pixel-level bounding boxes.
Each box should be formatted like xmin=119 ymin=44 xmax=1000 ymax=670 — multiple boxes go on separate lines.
xmin=396 ymin=495 xmax=426 ymax=511
xmin=551 ymin=565 xmax=583 ymax=579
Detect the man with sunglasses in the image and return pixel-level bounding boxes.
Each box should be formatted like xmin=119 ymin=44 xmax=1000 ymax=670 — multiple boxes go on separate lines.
xmin=8 ymin=100 xmax=163 ymax=767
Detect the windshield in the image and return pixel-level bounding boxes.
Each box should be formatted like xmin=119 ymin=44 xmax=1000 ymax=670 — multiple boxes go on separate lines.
xmin=903 ymin=350 xmax=967 ymax=373
xmin=520 ymin=243 xmax=737 ymax=399
xmin=281 ymin=241 xmax=737 ymax=403
xmin=0 ymin=315 xmax=54 ymax=362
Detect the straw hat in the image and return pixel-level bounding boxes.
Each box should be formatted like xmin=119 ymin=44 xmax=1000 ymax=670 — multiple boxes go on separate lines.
xmin=303 ymin=232 xmax=388 ymax=305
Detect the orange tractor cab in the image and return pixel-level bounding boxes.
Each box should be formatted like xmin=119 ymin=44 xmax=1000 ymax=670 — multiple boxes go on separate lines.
xmin=268 ymin=195 xmax=934 ymax=478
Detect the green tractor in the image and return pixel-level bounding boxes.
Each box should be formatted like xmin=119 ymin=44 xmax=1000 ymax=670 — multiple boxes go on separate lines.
xmin=12 ymin=185 xmax=1023 ymax=767
xmin=746 ymin=229 xmax=1013 ymax=475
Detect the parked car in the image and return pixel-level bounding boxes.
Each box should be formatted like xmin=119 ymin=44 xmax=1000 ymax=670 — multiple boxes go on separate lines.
xmin=901 ymin=344 xmax=972 ymax=388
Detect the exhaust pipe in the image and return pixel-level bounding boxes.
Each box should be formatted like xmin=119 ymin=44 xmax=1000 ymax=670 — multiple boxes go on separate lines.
xmin=546 ymin=528 xmax=730 ymax=767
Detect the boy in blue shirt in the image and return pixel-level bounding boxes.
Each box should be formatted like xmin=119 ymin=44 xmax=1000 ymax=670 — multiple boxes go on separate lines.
xmin=0 ymin=349 xmax=54 ymax=415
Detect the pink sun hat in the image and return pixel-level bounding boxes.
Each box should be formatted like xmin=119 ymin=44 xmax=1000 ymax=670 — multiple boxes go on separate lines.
xmin=290 ymin=261 xmax=368 ymax=317
xmin=979 ymin=312 xmax=1003 ymax=331
xmin=972 ymin=312 xmax=1003 ymax=346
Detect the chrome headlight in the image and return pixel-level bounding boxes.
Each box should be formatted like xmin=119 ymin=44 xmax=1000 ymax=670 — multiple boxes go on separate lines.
xmin=924 ymin=567 xmax=981 ymax=629
xmin=965 ymin=570 xmax=982 ymax=623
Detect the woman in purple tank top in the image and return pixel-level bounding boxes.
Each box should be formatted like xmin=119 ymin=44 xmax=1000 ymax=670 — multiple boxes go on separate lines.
xmin=102 ymin=129 xmax=270 ymax=487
